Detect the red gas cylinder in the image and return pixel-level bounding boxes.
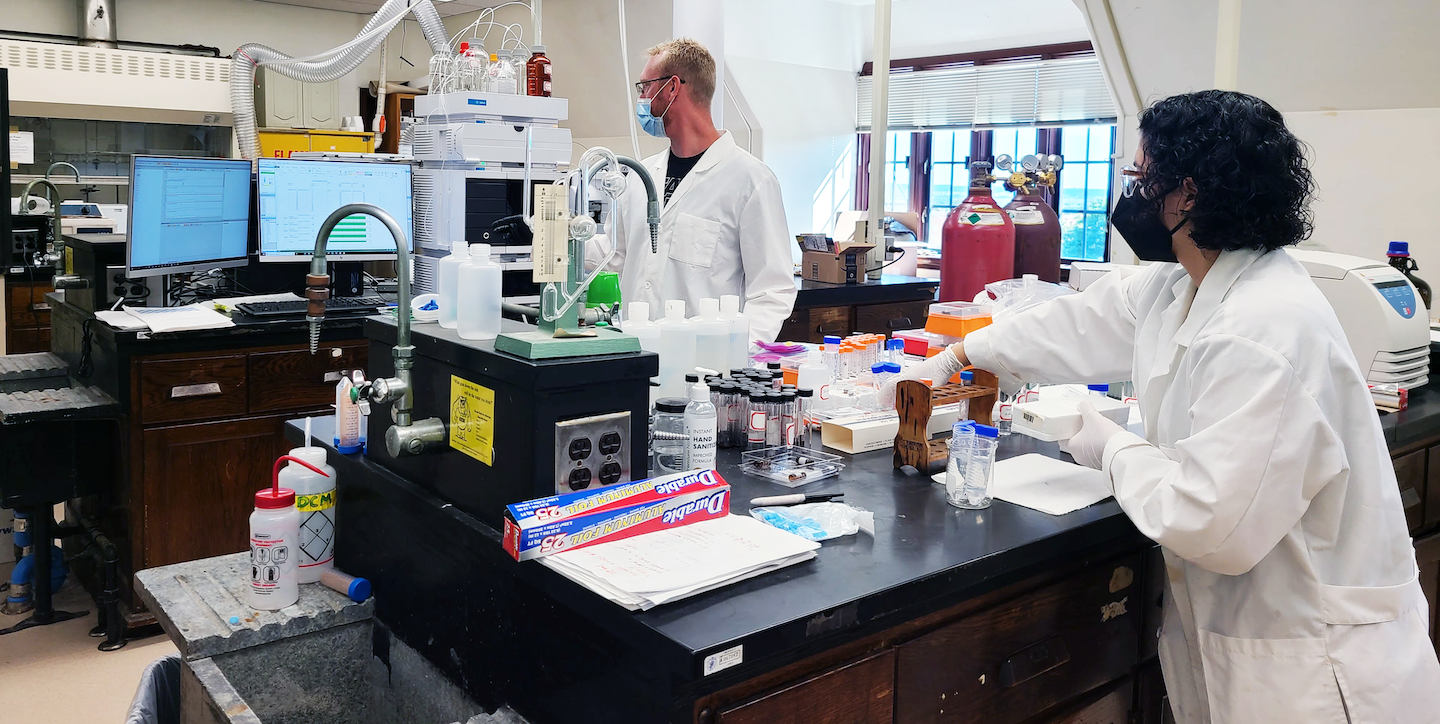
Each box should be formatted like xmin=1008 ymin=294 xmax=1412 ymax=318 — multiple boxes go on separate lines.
xmin=1004 ymin=189 xmax=1062 ymax=283
xmin=940 ymin=171 xmax=1015 ymax=303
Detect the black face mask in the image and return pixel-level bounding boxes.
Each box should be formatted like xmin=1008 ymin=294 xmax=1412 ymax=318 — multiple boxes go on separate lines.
xmin=1111 ymin=193 xmax=1187 ymax=263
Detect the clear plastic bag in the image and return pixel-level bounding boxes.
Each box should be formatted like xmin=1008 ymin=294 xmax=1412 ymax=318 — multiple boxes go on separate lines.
xmin=749 ymin=502 xmax=875 ymax=541
xmin=976 ymin=277 xmax=1076 ymax=321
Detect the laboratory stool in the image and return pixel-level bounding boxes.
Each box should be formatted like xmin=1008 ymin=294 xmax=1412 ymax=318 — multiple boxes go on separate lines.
xmin=0 ymin=353 xmax=120 ymax=647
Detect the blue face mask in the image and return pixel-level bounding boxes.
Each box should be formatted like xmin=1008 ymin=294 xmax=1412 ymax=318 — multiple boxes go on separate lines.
xmin=635 ymin=79 xmax=674 ymax=138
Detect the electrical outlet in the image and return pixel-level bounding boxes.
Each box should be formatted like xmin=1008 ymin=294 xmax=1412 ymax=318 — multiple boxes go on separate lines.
xmin=555 ymin=411 xmax=631 ymax=494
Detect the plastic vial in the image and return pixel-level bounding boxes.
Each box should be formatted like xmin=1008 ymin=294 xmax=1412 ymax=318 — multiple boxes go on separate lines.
xmin=822 ymin=336 xmax=842 ymax=378
xmin=278 ymin=446 xmax=335 ymax=583
xmin=795 ymin=388 xmax=815 ymax=447
xmin=781 ymin=390 xmax=798 ymax=445
xmin=887 ymin=338 xmax=904 ymax=364
xmin=653 ymin=398 xmax=690 ymax=475
xmin=953 ymin=424 xmax=998 ymax=509
xmin=767 ymin=362 xmax=782 ymax=390
xmin=526 ymin=45 xmax=552 ymax=97
xmin=839 ymin=346 xmax=856 ymax=380
xmin=685 ymin=377 xmax=718 ymax=470
xmin=765 ymin=391 xmax=784 ymax=447
xmin=945 ymin=422 xmax=976 ymax=505
xmin=1088 ymin=384 xmax=1110 ymax=398
xmin=457 ymin=244 xmax=502 ymax=340
xmin=718 ymin=295 xmax=751 ymax=370
xmin=994 ymin=391 xmax=1014 ymax=437
xmin=957 ymin=369 xmax=975 ymax=419
xmin=747 ymin=390 xmax=768 ymax=451
xmin=868 ymin=362 xmax=887 ymax=389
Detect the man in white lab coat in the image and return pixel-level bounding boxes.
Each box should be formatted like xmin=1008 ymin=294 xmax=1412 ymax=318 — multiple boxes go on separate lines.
xmin=589 ymin=38 xmax=796 ymax=342
xmin=890 ymin=90 xmax=1440 ymax=722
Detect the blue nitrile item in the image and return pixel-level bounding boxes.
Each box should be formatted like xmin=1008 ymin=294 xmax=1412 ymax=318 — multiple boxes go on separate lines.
xmin=750 ymin=502 xmax=875 ymax=541
xmin=750 ymin=507 xmax=829 ymax=540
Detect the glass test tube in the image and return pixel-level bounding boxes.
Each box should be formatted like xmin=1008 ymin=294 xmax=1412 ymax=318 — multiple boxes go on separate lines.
xmin=782 ymin=391 xmax=797 ymax=446
xmin=765 ymin=391 xmax=783 ymax=447
xmin=747 ymin=390 xmax=768 ymax=451
xmin=796 ymin=388 xmax=814 ymax=448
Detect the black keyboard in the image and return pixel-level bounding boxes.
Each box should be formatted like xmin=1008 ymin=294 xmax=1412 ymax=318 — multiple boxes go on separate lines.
xmin=234 ymin=296 xmax=388 ymax=318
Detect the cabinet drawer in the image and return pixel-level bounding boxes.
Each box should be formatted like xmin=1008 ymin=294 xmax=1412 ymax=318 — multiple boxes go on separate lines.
xmin=716 ymin=650 xmax=894 ymax=724
xmin=248 ymin=342 xmax=368 ymax=414
xmin=895 ymin=555 xmax=1141 ymax=724
xmin=8 ymin=282 xmax=52 ymax=328
xmin=780 ymin=306 xmax=854 ymax=343
xmin=139 ymin=354 xmax=248 ymax=425
xmin=855 ymin=301 xmax=930 ymax=334
xmin=1394 ymin=449 xmax=1425 ymax=532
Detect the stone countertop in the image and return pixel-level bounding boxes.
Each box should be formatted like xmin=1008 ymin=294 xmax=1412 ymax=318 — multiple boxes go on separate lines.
xmin=134 ymin=552 xmax=373 ymax=661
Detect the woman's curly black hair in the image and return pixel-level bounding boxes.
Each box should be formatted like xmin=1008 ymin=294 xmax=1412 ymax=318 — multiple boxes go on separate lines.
xmin=1137 ymin=90 xmax=1315 ymax=252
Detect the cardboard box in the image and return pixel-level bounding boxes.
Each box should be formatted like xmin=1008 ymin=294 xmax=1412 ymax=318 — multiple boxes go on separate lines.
xmin=821 ymin=403 xmax=965 ymax=454
xmin=502 ymin=469 xmax=731 ymax=561
xmin=503 ymin=486 xmax=731 ymax=561
xmin=797 ymin=223 xmax=874 ymax=284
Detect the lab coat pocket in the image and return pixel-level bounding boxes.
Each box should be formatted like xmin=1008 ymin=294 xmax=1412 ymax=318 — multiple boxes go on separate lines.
xmin=1197 ymin=629 xmax=1347 ymax=724
xmin=669 ymin=213 xmax=721 ymax=268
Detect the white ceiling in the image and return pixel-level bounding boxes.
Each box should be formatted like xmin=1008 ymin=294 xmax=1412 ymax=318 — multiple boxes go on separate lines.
xmin=251 ymin=0 xmax=503 ymax=18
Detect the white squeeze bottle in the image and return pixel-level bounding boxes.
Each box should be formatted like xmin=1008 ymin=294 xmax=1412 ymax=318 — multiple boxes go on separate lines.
xmin=249 ymin=458 xmax=305 ymax=611
xmin=437 ymin=240 xmax=469 ymax=329
xmin=280 ymin=422 xmax=336 ymax=584
xmin=457 ymin=243 xmax=502 ymax=340
xmin=655 ymin=300 xmax=696 ymax=399
xmin=626 ymin=302 xmax=664 ymax=404
xmin=796 ymin=350 xmax=833 ymax=411
xmin=691 ymin=298 xmax=730 ymax=375
xmin=718 ymin=295 xmax=750 ymax=370
xmin=684 ymin=375 xmax=718 ymax=471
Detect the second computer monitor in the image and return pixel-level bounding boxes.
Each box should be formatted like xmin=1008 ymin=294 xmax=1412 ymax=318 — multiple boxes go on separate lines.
xmin=256 ymin=158 xmax=414 ymax=261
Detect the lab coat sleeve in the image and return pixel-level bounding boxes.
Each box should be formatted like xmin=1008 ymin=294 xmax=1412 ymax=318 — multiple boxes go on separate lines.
xmin=1103 ymin=334 xmax=1347 ymax=576
xmin=736 ymin=174 xmax=798 ymax=343
xmin=963 ymin=269 xmax=1139 ymax=390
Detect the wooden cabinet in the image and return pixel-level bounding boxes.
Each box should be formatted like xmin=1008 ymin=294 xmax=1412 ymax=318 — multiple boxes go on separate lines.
xmin=716 ymin=651 xmax=894 ymax=724
xmin=895 ymin=555 xmax=1141 ymax=724
xmin=128 ymin=341 xmax=366 ymax=576
xmin=778 ymin=301 xmax=934 ymax=344
xmin=140 ymin=416 xmax=295 ymax=568
xmin=854 ymin=301 xmax=930 ymax=335
xmin=6 ymin=279 xmax=53 ymax=353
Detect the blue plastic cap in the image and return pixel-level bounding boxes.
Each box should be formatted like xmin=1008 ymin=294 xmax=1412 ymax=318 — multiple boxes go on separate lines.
xmin=884 ymin=362 xmax=902 ymax=373
xmin=871 ymin=363 xmax=887 ymax=373
xmin=960 ymin=370 xmax=974 ymax=381
xmin=973 ymin=424 xmax=999 ymax=438
xmin=347 ymin=577 xmax=372 ymax=602
xmin=1388 ymin=241 xmax=1410 ymax=257
xmin=823 ymin=335 xmax=842 ymax=344
xmin=887 ymin=339 xmax=903 ymax=350
xmin=952 ymin=420 xmax=975 ymax=434
xmin=229 ymin=616 xmax=240 ymax=625
xmin=1087 ymin=384 xmax=1109 ymax=392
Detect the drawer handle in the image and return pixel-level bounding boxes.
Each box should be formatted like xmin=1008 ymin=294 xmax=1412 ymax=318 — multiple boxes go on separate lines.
xmin=1401 ymin=486 xmax=1421 ymax=510
xmin=998 ymin=636 xmax=1070 ymax=688
xmin=886 ymin=317 xmax=912 ymax=330
xmin=171 ymin=382 xmax=223 ymax=399
xmin=31 ymin=303 xmax=51 ymax=313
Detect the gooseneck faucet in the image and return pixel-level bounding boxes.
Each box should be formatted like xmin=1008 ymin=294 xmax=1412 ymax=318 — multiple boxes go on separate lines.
xmin=19 ymin=179 xmax=67 ymax=270
xmin=45 ymin=162 xmax=82 ymax=183
xmin=306 ymin=203 xmax=445 ymax=457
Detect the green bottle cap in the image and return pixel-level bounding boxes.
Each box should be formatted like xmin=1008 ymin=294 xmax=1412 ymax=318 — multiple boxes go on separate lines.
xmin=586 ymin=271 xmax=622 ymax=308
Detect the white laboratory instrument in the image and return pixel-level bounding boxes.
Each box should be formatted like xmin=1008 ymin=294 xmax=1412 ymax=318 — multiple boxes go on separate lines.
xmin=1011 ymin=393 xmax=1132 ymax=443
xmin=1288 ymin=249 xmax=1430 ymax=388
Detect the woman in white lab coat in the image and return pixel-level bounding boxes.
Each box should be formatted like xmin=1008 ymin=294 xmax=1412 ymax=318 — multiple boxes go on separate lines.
xmin=891 ymin=90 xmax=1440 ymax=723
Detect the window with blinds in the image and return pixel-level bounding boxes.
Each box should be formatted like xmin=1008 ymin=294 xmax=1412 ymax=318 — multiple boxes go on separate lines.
xmin=857 ymin=54 xmax=1117 ymax=130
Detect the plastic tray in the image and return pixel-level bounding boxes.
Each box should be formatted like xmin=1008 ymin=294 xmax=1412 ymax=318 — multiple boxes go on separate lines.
xmin=740 ymin=446 xmax=845 ymax=487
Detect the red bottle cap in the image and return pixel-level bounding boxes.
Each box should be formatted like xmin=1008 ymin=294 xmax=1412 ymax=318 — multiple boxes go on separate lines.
xmin=255 ymin=488 xmax=296 ymax=509
xmin=460 ymin=41 xmax=469 ymax=52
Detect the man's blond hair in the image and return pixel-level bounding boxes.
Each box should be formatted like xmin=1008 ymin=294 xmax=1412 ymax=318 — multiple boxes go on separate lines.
xmin=646 ymin=38 xmax=716 ymax=106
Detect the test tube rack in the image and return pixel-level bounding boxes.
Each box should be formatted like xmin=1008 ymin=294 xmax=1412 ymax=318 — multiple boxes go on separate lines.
xmin=893 ymin=372 xmax=999 ymax=475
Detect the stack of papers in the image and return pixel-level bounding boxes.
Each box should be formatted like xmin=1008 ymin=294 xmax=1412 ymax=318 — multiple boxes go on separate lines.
xmin=539 ymin=515 xmax=820 ymax=611
xmin=120 ymin=304 xmax=236 ymax=333
xmin=933 ymin=453 xmax=1113 ymax=515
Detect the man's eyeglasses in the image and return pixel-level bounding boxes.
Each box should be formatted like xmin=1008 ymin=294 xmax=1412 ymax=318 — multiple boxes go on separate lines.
xmin=634 ymin=76 xmax=685 ymax=94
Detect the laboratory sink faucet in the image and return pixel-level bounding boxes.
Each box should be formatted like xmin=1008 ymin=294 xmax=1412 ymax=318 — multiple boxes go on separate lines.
xmin=18 ymin=179 xmax=84 ymax=290
xmin=306 ymin=203 xmax=446 ymax=457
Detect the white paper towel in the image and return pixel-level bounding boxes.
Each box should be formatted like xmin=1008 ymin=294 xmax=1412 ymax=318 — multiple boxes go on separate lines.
xmin=933 ymin=453 xmax=1113 ymax=515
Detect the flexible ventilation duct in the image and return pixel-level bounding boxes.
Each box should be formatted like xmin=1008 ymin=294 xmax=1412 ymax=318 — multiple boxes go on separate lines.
xmin=231 ymin=0 xmax=450 ymax=160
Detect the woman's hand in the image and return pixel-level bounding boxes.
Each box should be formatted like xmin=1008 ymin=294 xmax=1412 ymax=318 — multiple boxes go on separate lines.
xmin=1058 ymin=400 xmax=1126 ymax=469
xmin=879 ymin=342 xmax=968 ymax=408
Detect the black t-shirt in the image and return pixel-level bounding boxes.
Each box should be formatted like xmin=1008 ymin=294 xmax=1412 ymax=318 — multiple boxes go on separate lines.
xmin=664 ymin=149 xmax=705 ymax=204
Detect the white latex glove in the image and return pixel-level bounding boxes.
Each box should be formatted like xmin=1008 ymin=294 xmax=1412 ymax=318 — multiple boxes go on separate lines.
xmin=1059 ymin=399 xmax=1126 ymax=470
xmin=880 ymin=347 xmax=965 ymax=408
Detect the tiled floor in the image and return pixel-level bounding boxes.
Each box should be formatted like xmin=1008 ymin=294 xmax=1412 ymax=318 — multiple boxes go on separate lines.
xmin=0 ymin=569 xmax=178 ymax=724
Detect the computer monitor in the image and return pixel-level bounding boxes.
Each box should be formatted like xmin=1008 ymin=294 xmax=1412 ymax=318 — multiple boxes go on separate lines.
xmin=126 ymin=155 xmax=253 ymax=278
xmin=256 ymin=158 xmax=413 ymax=262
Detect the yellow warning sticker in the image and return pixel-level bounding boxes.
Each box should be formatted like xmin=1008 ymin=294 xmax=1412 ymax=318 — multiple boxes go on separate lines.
xmin=450 ymin=375 xmax=495 ymax=465
xmin=295 ymin=491 xmax=334 ymax=511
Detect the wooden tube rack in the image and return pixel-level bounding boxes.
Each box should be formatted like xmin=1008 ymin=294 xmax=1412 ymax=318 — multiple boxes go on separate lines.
xmin=893 ymin=370 xmax=999 ymax=475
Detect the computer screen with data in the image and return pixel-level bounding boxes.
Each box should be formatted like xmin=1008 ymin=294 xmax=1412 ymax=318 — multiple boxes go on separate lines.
xmin=126 ymin=156 xmax=252 ymax=278
xmin=256 ymin=159 xmax=413 ymax=261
